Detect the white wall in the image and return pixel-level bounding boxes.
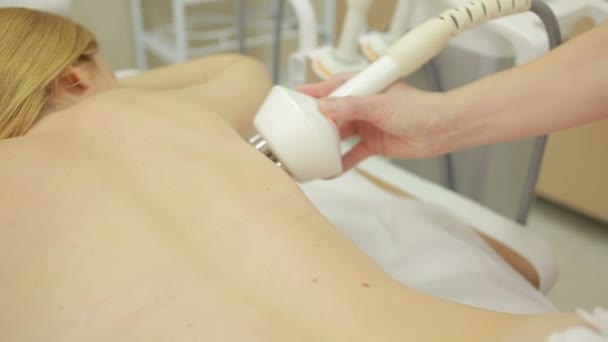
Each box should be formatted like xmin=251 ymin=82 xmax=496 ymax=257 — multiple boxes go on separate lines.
xmin=64 ymin=0 xmax=135 ymax=69
xmin=64 ymin=0 xmax=328 ymax=71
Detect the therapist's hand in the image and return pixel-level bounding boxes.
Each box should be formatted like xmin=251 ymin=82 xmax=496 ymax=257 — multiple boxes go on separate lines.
xmin=298 ymin=74 xmax=451 ymax=171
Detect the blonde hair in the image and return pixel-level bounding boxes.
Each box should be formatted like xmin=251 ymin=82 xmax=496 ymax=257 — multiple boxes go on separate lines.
xmin=0 ymin=7 xmax=98 ymax=139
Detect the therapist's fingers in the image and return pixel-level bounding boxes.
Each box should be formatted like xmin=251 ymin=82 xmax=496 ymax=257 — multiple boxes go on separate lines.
xmin=318 ymin=94 xmax=393 ymax=129
xmin=297 ymin=73 xmax=355 ymax=98
xmin=341 ymin=143 xmax=373 ymax=172
xmin=339 ymin=122 xmax=358 ymax=140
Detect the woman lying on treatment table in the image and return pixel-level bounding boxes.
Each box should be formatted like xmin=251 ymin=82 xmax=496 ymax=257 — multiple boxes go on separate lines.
xmin=0 ymin=7 xmax=604 ymax=341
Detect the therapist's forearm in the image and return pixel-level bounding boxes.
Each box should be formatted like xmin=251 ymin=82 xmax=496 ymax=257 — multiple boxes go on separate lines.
xmin=439 ymin=23 xmax=608 ymax=152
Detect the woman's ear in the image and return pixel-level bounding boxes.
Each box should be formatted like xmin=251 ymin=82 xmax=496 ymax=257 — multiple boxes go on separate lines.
xmin=57 ymin=65 xmax=91 ymax=95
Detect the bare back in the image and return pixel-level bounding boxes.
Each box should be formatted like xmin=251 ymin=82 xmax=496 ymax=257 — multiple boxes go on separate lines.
xmin=0 ymin=89 xmax=581 ymax=341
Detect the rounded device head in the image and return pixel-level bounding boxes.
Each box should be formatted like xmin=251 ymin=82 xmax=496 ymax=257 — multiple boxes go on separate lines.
xmin=253 ymin=86 xmax=343 ymax=182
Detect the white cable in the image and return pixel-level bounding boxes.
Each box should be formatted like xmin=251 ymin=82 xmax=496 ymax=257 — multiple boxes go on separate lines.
xmin=332 ymin=0 xmax=533 ymax=97
xmin=438 ymin=0 xmax=533 ymax=34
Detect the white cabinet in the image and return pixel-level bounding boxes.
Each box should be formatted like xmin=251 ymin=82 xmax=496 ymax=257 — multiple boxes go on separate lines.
xmin=129 ymin=0 xmax=300 ymax=69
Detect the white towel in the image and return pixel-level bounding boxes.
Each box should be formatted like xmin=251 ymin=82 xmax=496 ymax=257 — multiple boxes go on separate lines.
xmin=300 ymin=170 xmax=556 ymax=314
xmin=549 ymin=308 xmax=608 ymax=341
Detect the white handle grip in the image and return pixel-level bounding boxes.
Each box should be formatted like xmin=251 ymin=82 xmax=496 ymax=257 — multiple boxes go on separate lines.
xmin=388 ymin=0 xmax=534 ymax=74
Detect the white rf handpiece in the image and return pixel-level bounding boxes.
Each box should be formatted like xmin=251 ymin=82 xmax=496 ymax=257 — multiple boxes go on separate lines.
xmin=251 ymin=0 xmax=533 ymax=182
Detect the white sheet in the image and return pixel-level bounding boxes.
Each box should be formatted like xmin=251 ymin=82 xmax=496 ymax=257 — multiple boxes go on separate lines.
xmin=300 ymin=170 xmax=556 ymax=314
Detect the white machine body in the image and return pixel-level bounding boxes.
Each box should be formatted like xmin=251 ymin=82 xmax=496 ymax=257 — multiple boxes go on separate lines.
xmin=312 ymin=0 xmax=373 ymax=79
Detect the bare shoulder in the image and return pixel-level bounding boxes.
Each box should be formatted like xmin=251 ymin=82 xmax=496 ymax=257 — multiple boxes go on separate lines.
xmin=66 ymin=88 xmax=239 ymax=140
xmin=0 ymin=88 xmax=246 ymax=194
xmin=12 ymin=88 xmax=240 ymax=155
